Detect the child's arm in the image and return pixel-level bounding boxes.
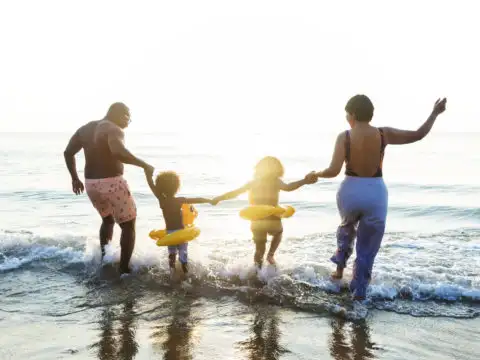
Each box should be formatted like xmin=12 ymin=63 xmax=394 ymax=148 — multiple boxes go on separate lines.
xmin=180 ymin=197 xmax=214 ymax=205
xmin=144 ymin=170 xmax=161 ymax=199
xmin=212 ymin=182 xmax=252 ymax=204
xmin=280 ymin=172 xmax=317 ymax=192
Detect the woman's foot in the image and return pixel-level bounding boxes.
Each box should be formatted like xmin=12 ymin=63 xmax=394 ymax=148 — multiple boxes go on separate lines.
xmin=330 ymin=267 xmax=344 ymax=280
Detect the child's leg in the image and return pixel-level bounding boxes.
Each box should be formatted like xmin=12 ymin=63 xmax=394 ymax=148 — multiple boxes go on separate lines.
xmin=168 ymin=245 xmax=177 ymax=270
xmin=251 ymin=221 xmax=268 ymax=268
xmin=252 ymin=231 xmax=267 ymax=269
xmin=178 ymin=242 xmax=188 ymax=274
xmin=254 ymin=241 xmax=267 ymax=269
xmin=266 ymin=230 xmax=283 ymax=265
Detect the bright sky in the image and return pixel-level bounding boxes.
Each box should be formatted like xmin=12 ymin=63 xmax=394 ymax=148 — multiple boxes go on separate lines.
xmin=0 ymin=0 xmax=478 ymax=133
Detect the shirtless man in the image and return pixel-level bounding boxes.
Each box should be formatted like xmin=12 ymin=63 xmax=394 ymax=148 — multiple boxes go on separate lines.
xmin=63 ymin=102 xmax=154 ymax=275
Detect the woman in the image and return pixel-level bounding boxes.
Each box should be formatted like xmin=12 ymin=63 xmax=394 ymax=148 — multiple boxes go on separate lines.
xmin=313 ymin=95 xmax=447 ymax=300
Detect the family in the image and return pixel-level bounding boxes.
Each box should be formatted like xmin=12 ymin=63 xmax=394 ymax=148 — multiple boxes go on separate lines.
xmin=63 ymin=96 xmax=447 ymax=300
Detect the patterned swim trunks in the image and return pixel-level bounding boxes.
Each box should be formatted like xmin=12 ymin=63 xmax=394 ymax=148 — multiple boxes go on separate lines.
xmin=85 ymin=176 xmax=137 ymax=224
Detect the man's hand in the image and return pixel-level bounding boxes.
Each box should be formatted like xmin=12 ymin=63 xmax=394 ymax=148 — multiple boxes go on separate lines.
xmin=72 ymin=178 xmax=84 ymax=195
xmin=144 ymin=164 xmax=155 ymax=177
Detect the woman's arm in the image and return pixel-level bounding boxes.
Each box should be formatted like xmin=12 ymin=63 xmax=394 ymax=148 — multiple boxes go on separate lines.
xmin=315 ymin=132 xmax=346 ymax=178
xmin=212 ymin=182 xmax=252 ymax=204
xmin=280 ymin=172 xmax=317 ymax=191
xmin=383 ymin=98 xmax=447 ymax=145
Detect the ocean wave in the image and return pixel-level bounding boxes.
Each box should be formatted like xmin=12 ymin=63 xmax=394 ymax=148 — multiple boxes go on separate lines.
xmin=1 ymin=230 xmax=478 ymax=320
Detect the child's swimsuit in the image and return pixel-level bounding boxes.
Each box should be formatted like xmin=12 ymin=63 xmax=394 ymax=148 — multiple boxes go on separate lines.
xmin=160 ymin=197 xmax=188 ymax=264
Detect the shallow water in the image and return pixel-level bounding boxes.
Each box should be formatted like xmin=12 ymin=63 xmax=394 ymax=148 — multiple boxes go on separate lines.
xmin=0 ymin=131 xmax=479 ymax=359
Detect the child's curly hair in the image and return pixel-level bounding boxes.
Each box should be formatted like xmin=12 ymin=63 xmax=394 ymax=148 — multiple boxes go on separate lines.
xmin=155 ymin=171 xmax=180 ymax=197
xmin=254 ymin=156 xmax=285 ymax=179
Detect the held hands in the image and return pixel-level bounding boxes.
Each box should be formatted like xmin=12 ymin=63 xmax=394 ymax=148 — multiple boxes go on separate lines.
xmin=432 ymin=98 xmax=447 ymax=116
xmin=304 ymin=171 xmax=318 ymax=184
xmin=144 ymin=164 xmax=155 ymax=177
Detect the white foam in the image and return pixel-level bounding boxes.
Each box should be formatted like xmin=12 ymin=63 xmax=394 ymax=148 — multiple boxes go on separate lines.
xmin=1 ymin=228 xmax=479 ymax=318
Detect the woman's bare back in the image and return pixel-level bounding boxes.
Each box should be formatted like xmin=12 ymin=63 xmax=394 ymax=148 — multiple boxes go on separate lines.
xmin=346 ymin=125 xmax=384 ymax=177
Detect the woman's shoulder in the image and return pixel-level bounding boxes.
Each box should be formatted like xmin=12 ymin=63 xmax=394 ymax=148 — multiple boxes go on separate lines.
xmin=334 ymin=130 xmax=348 ymax=144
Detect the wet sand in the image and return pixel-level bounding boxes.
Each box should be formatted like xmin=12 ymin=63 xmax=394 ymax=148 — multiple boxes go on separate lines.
xmin=1 ymin=286 xmax=478 ymax=360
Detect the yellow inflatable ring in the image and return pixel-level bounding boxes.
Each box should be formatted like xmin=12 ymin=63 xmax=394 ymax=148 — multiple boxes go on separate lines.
xmin=181 ymin=204 xmax=198 ymax=226
xmin=149 ymin=225 xmax=201 ymax=247
xmin=149 ymin=204 xmax=200 ymax=246
xmin=239 ymin=205 xmax=295 ymax=221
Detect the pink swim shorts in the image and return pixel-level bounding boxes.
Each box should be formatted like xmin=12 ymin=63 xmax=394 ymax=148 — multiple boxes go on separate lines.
xmin=85 ymin=176 xmax=137 ymax=224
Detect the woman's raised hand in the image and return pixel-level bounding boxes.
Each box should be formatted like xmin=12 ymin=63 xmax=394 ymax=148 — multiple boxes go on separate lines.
xmin=432 ymin=98 xmax=447 ymax=115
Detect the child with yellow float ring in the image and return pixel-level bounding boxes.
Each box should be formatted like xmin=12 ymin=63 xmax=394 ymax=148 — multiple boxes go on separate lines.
xmin=145 ymin=170 xmax=215 ymax=278
xmin=212 ymin=156 xmax=317 ymax=269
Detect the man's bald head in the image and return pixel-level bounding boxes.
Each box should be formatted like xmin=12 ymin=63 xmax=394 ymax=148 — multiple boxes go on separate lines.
xmin=106 ymin=102 xmax=130 ymax=129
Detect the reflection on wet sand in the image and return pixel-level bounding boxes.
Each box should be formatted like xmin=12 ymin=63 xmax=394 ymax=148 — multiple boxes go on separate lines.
xmin=151 ymin=297 xmax=196 ymax=360
xmin=329 ymin=318 xmax=376 ymax=360
xmin=237 ymin=305 xmax=290 ymax=360
xmin=96 ymin=298 xmax=139 ymax=360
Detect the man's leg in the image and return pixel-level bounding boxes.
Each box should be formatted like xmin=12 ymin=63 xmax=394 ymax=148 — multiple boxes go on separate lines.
xmin=119 ymin=218 xmax=136 ymax=274
xmin=85 ymin=179 xmax=114 ymax=259
xmin=100 ymin=215 xmax=115 ymax=258
xmin=111 ymin=177 xmax=137 ymax=275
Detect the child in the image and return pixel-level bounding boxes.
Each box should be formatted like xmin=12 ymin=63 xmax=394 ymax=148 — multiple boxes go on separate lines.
xmin=212 ymin=156 xmax=317 ymax=268
xmin=145 ymin=170 xmax=214 ymax=278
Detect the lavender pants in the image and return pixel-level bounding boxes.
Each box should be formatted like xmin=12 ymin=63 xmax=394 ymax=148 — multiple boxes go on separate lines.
xmin=330 ymin=176 xmax=388 ymax=299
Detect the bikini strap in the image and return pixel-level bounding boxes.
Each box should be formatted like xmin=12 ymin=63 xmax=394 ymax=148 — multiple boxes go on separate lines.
xmin=344 ymin=130 xmax=351 ymax=162
xmin=378 ymin=128 xmax=386 ymax=152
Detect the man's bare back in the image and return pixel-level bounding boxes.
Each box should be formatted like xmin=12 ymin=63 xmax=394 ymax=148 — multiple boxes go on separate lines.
xmin=76 ymin=120 xmax=124 ymax=179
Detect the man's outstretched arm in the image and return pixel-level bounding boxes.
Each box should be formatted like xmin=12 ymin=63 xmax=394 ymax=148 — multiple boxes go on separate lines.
xmin=107 ymin=126 xmax=153 ymax=173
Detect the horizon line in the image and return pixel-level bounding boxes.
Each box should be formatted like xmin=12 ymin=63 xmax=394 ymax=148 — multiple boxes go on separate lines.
xmin=0 ymin=129 xmax=478 ymax=134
